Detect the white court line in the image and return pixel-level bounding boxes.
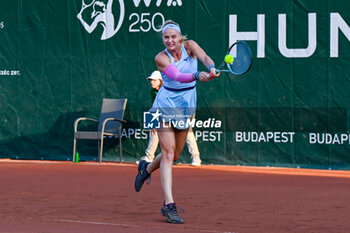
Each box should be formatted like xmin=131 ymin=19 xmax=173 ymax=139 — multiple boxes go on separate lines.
xmin=56 ymin=219 xmax=139 ymax=228
xmin=55 ymin=219 xmax=237 ymax=233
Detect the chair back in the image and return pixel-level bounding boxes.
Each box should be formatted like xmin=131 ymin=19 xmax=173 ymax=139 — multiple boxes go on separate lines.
xmin=98 ymin=98 xmax=127 ymax=135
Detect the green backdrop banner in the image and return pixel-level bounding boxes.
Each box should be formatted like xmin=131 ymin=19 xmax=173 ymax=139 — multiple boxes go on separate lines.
xmin=0 ymin=0 xmax=349 ymax=169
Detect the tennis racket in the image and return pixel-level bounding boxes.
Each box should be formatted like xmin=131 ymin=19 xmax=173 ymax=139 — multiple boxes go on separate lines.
xmin=214 ymin=41 xmax=253 ymax=76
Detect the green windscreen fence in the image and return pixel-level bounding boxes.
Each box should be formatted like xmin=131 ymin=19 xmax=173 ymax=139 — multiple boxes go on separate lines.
xmin=0 ymin=0 xmax=349 ymax=169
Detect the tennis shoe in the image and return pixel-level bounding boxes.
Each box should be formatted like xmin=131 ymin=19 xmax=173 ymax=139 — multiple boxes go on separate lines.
xmin=134 ymin=160 xmax=151 ymax=192
xmin=160 ymin=202 xmax=184 ymax=224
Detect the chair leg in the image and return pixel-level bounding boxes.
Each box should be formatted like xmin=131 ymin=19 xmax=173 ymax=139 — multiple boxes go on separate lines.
xmin=73 ymin=138 xmax=77 ymax=163
xmin=119 ymin=137 xmax=123 ymax=162
xmin=99 ymin=138 xmax=104 ymax=163
xmin=97 ymin=141 xmax=100 ymax=162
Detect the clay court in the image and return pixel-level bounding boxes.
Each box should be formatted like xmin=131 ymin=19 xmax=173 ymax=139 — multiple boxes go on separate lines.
xmin=1 ymin=160 xmax=350 ymax=233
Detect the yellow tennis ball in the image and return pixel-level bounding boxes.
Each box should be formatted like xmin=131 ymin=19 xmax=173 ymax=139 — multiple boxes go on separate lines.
xmin=224 ymin=55 xmax=234 ymax=64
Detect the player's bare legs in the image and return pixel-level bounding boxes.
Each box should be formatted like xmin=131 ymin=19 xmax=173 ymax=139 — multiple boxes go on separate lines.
xmin=157 ymin=125 xmax=187 ymax=223
xmin=154 ymin=126 xmax=187 ymax=204
xmin=145 ymin=125 xmax=188 ymax=201
xmin=134 ymin=121 xmax=188 ymax=223
xmin=157 ymin=127 xmax=176 ymax=203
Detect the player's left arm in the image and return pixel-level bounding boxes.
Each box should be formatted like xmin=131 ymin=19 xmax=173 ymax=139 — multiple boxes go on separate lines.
xmin=185 ymin=40 xmax=218 ymax=77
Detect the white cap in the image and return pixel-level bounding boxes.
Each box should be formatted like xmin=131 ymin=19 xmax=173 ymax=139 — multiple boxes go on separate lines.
xmin=147 ymin=71 xmax=162 ymax=80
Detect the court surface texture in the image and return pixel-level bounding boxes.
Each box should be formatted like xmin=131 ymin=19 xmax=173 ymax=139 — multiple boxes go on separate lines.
xmin=0 ymin=160 xmax=349 ymax=233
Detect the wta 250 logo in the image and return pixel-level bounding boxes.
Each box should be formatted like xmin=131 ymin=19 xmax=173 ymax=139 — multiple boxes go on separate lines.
xmin=77 ymin=0 xmax=182 ymax=40
xmin=77 ymin=0 xmax=125 ymax=40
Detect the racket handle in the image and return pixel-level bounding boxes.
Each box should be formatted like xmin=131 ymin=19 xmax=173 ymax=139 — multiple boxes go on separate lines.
xmin=214 ymin=69 xmax=220 ymax=75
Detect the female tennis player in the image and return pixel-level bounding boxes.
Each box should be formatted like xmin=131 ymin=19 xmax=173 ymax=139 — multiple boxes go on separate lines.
xmin=134 ymin=20 xmax=219 ymax=224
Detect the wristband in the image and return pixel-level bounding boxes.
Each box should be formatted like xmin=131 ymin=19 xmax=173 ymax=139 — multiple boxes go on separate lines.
xmin=193 ymin=72 xmax=200 ymax=80
xmin=208 ymin=65 xmax=215 ymax=71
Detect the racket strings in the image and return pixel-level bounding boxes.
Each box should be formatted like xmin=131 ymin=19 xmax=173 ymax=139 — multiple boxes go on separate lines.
xmin=227 ymin=42 xmax=252 ymax=75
